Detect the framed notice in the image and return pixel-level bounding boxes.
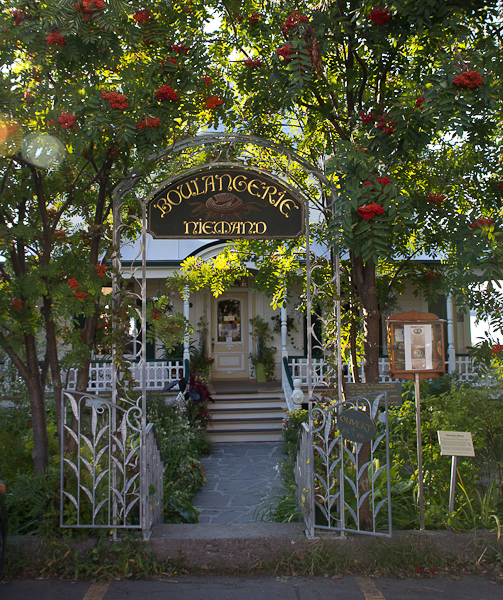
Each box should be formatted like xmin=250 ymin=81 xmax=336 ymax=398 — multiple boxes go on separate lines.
xmin=387 ymin=310 xmax=446 ymax=381
xmin=437 ymin=431 xmax=475 ymax=457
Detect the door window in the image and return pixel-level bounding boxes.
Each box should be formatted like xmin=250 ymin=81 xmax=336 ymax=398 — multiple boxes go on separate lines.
xmin=217 ymin=299 xmax=241 ymax=342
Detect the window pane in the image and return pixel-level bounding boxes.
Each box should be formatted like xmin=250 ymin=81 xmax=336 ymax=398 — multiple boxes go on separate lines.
xmin=218 ymin=300 xmax=241 ymax=342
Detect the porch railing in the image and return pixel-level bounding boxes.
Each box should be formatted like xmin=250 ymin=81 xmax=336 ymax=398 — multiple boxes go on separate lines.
xmin=288 ymin=355 xmax=477 ymax=385
xmin=65 ymin=360 xmax=184 ymax=392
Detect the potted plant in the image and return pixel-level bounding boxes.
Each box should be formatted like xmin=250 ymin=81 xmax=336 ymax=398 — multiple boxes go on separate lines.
xmin=249 ymin=315 xmax=277 ymax=382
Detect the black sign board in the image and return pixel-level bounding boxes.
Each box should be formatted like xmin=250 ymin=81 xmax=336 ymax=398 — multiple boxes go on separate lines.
xmin=344 ymin=382 xmax=402 ymax=407
xmin=338 ymin=410 xmax=376 ymax=443
xmin=147 ymin=167 xmax=305 ymax=239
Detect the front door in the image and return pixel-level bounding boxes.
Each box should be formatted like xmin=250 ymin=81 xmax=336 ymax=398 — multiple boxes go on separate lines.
xmin=212 ymin=293 xmax=249 ymax=380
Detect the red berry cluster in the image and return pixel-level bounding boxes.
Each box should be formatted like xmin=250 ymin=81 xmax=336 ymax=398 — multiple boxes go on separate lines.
xmin=363 ymin=176 xmax=392 ymax=191
xmin=151 ymin=308 xmax=163 ymax=321
xmin=244 ymin=58 xmax=263 ymax=68
xmin=133 ymin=9 xmax=152 ymax=22
xmin=368 ymin=8 xmax=391 ymax=25
xmin=10 ymin=298 xmax=23 ymax=311
xmin=73 ymin=0 xmax=105 ymax=22
xmin=46 ymin=32 xmax=66 ymax=47
xmin=276 ymin=43 xmax=295 ymax=61
xmin=358 ymin=203 xmax=385 ymax=220
xmin=136 ymin=116 xmax=161 ymax=129
xmin=248 ymin=12 xmax=262 ymax=23
xmin=377 ymin=176 xmax=392 ymax=187
xmin=101 ymin=89 xmax=129 ymax=110
xmin=376 ymin=114 xmax=395 ymax=134
xmin=54 ymin=229 xmax=67 ymax=240
xmin=12 ymin=10 xmax=24 ymax=25
xmin=205 ymin=95 xmax=223 ymax=109
xmin=281 ymin=10 xmax=309 ymax=35
xmin=470 ymin=218 xmax=493 ymax=229
xmin=426 ymin=192 xmax=445 ymax=204
xmin=155 ymin=84 xmax=179 ymax=101
xmin=492 ymin=344 xmax=503 ymax=354
xmin=172 ymin=44 xmax=189 ymax=55
xmin=95 ymin=264 xmax=107 ymax=277
xmin=453 ymin=71 xmax=483 ymax=89
xmin=497 ymin=182 xmax=503 ymax=192
xmin=425 ymin=270 xmax=440 ymax=281
xmin=58 ymin=112 xmax=77 ymax=130
xmin=68 ymin=278 xmax=88 ymax=299
xmin=360 ymin=111 xmax=376 ymax=125
xmin=416 ymin=96 xmax=425 ymax=109
xmin=201 ymin=75 xmax=212 ymax=87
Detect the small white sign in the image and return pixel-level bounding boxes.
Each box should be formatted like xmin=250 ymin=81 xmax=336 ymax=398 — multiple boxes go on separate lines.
xmin=437 ymin=431 xmax=475 ymax=457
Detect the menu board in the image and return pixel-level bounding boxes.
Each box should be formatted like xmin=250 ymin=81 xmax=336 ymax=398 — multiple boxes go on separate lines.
xmin=388 ymin=321 xmax=444 ymax=374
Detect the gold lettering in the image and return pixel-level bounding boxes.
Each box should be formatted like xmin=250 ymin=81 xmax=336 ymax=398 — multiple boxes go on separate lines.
xmin=177 ymin=181 xmax=195 ymax=200
xmin=247 ymin=179 xmax=262 ymax=197
xmin=232 ymin=174 xmax=248 ymax=192
xmin=255 ymin=222 xmax=267 ymax=234
xmin=272 ymin=189 xmax=286 ymax=207
xmin=183 ymin=221 xmax=199 ymax=235
xmin=244 ymin=221 xmax=254 ymax=234
xmin=215 ymin=173 xmax=233 ymax=192
xmin=191 ymin=177 xmax=202 ymax=196
xmin=230 ymin=222 xmax=244 ymax=235
xmin=167 ymin=189 xmax=183 ymax=206
xmin=202 ymin=221 xmax=215 ymax=235
xmin=261 ymin=185 xmax=278 ymax=204
xmin=202 ymin=175 xmax=216 ymax=193
xmin=278 ymin=198 xmax=299 ymax=218
xmin=154 ymin=197 xmax=171 ymax=217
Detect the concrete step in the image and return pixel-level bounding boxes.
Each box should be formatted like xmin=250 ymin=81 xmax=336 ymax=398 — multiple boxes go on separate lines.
xmin=207 ymin=390 xmax=287 ymax=442
xmin=211 ymin=418 xmax=283 ymax=432
xmin=211 ymin=406 xmax=285 ymax=416
xmin=206 ymin=429 xmax=283 ymax=442
xmin=211 ymin=397 xmax=286 ymax=411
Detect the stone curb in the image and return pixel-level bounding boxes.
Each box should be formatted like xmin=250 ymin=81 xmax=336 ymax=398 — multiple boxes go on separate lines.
xmin=8 ymin=525 xmax=502 ymax=569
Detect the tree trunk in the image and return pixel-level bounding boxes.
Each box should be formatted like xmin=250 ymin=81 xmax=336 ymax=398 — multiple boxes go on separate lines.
xmin=6 ymin=334 xmax=49 ymax=475
xmin=42 ymin=295 xmax=63 ymax=451
xmin=351 ymin=254 xmax=381 ymax=530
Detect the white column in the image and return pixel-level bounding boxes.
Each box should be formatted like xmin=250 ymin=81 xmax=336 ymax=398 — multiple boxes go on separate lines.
xmin=281 ymin=303 xmax=288 ymax=358
xmin=446 ymin=293 xmax=456 ymax=374
xmin=183 ymin=286 xmax=190 ymax=365
xmin=281 ymin=302 xmax=288 ymax=391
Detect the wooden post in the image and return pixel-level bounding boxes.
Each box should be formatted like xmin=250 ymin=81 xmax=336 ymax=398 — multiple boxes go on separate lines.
xmin=415 ymin=373 xmax=425 ymax=531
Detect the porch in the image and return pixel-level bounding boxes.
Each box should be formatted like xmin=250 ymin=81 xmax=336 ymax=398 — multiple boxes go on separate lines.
xmin=62 ymin=354 xmax=477 ymax=394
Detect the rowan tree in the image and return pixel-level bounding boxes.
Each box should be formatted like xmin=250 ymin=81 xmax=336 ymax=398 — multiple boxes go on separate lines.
xmin=209 ymin=0 xmax=503 ymax=528
xmin=0 ymin=0 xmax=216 ymax=474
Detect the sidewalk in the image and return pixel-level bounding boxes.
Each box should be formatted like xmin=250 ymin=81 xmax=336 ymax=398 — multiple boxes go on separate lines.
xmin=191 ymin=442 xmax=287 ymax=524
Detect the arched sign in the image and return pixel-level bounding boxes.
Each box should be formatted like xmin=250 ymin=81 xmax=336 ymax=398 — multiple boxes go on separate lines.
xmin=338 ymin=409 xmax=376 ymax=443
xmin=147 ymin=166 xmax=305 ymax=239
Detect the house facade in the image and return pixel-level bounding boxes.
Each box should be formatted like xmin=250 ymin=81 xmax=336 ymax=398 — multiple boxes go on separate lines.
xmin=102 ymin=236 xmax=474 ymax=387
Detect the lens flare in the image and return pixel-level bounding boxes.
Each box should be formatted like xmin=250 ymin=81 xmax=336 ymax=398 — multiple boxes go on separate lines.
xmin=0 ymin=115 xmax=24 ymax=157
xmin=21 ymin=132 xmax=66 ymax=169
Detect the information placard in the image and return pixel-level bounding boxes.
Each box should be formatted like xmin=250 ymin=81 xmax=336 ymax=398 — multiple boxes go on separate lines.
xmin=437 ymin=431 xmax=475 ymax=457
xmin=344 ymin=382 xmax=402 ymax=407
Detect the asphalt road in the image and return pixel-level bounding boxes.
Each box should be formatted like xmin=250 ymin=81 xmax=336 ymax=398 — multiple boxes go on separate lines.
xmin=1 ymin=575 xmax=502 ymax=600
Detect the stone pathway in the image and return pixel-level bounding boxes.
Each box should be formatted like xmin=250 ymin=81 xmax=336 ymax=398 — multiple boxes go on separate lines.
xmin=192 ymin=442 xmax=287 ymax=524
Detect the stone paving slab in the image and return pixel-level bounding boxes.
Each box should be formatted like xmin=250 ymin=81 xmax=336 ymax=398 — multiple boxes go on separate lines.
xmin=191 ymin=442 xmax=287 ymax=524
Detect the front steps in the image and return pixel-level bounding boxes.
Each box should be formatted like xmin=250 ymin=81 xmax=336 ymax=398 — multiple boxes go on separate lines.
xmin=207 ymin=392 xmax=287 ymax=442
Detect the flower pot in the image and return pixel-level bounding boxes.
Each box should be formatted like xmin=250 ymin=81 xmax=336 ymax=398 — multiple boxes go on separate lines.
xmin=255 ymin=362 xmax=267 ymax=382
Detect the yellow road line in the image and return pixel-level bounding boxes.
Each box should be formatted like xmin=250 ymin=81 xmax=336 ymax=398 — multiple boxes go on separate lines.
xmin=354 ymin=575 xmax=386 ymax=600
xmin=82 ymin=582 xmax=110 ymax=600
